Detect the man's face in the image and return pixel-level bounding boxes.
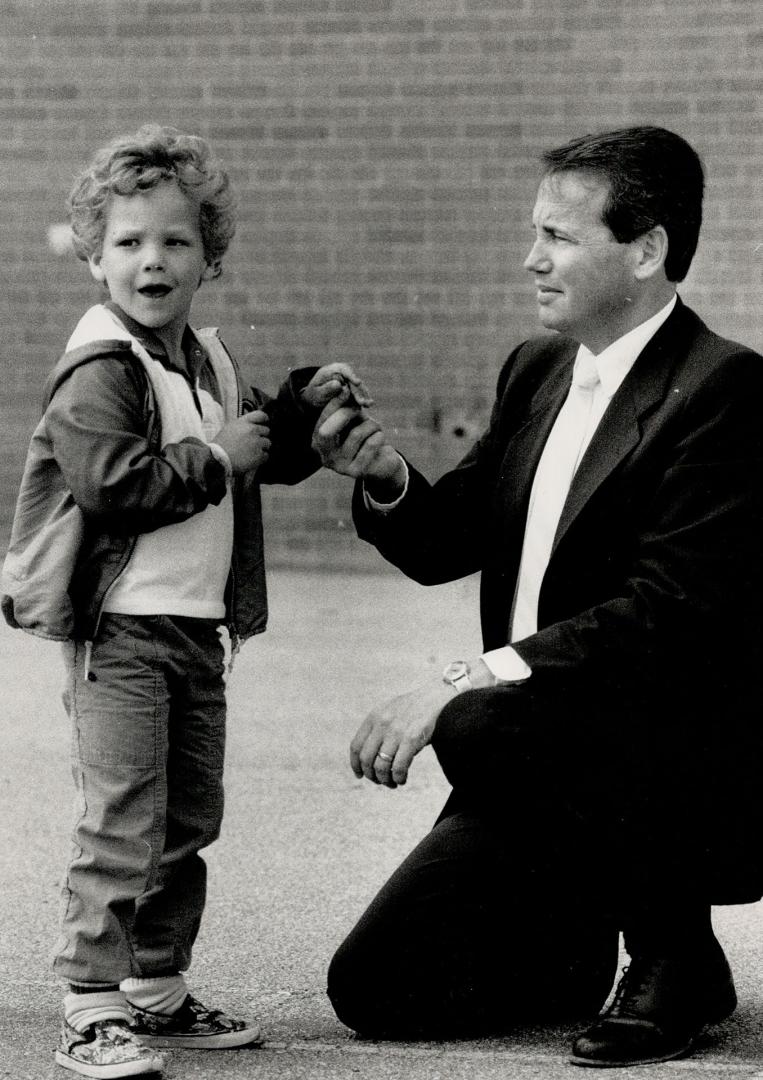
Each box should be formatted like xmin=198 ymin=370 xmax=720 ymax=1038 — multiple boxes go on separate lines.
xmin=88 ymin=181 xmax=216 ymax=345
xmin=524 ymin=171 xmax=639 ymax=353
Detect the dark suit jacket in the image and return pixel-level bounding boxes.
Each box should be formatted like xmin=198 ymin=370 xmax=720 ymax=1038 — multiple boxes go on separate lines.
xmin=353 ymin=299 xmax=763 ymax=904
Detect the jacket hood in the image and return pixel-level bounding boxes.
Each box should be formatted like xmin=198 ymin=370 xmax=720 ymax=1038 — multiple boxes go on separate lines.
xmin=44 ymin=304 xmax=139 ymax=408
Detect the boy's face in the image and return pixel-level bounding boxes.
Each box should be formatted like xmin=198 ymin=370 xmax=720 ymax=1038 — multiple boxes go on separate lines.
xmin=88 ymin=181 xmax=217 ymax=346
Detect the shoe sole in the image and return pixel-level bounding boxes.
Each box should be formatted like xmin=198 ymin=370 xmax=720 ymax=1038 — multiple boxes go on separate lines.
xmin=137 ymin=1025 xmax=262 ymax=1050
xmin=569 ymin=1040 xmax=694 ymax=1068
xmin=55 ymin=1048 xmax=165 ymax=1078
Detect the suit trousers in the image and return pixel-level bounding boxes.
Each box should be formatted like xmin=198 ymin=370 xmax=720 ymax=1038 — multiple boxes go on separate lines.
xmin=327 ymin=807 xmax=620 ymax=1038
xmin=54 ymin=613 xmax=227 ymax=986
xmin=328 ymin=684 xmax=623 ymax=1038
xmin=328 ymin=684 xmax=710 ymax=1037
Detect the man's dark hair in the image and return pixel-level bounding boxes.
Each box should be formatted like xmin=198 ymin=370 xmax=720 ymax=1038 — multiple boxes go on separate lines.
xmin=542 ymin=126 xmax=705 ymax=282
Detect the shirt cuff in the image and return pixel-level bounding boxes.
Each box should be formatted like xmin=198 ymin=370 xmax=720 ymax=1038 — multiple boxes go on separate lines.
xmin=363 ymin=456 xmax=409 ymax=513
xmin=481 ymin=646 xmax=532 ymax=683
xmin=208 ymin=442 xmax=233 ymax=482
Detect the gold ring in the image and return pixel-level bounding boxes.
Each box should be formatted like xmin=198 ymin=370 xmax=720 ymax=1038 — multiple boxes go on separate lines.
xmin=376 ymin=751 xmax=394 ymax=763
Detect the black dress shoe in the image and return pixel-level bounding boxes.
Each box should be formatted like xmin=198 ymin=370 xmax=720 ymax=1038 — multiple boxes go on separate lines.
xmin=569 ymin=945 xmax=737 ymax=1067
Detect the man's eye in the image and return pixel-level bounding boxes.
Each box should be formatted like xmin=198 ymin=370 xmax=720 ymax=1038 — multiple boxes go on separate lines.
xmin=167 ymin=238 xmax=189 ymax=246
xmin=117 ymin=238 xmax=137 ymax=247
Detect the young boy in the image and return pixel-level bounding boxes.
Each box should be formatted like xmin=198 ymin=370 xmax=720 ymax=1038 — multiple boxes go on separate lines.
xmin=2 ymin=125 xmax=370 ymax=1078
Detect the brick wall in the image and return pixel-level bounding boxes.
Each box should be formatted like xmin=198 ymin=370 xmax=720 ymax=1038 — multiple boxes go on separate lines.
xmin=1 ymin=0 xmax=760 ymax=569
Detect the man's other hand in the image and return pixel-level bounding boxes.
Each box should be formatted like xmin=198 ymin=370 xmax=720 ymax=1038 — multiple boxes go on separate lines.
xmin=350 ymin=681 xmax=456 ymax=788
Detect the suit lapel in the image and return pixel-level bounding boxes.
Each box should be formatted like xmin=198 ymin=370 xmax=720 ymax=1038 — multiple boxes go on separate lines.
xmin=553 ymin=389 xmax=640 ymax=547
xmin=498 ymin=352 xmax=573 ymax=527
xmin=552 ymin=301 xmax=690 ymax=552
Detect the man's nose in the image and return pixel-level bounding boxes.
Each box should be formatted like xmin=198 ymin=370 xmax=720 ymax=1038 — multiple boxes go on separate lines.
xmin=524 ymin=239 xmax=550 ymax=273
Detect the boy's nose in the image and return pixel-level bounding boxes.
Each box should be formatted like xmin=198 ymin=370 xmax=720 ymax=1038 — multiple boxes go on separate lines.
xmin=142 ymin=246 xmax=165 ymax=270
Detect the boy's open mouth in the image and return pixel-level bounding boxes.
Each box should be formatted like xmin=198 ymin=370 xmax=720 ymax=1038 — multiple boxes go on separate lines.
xmin=139 ymin=284 xmax=172 ymax=298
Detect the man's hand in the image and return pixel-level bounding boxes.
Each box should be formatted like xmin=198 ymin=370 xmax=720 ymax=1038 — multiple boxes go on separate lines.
xmin=312 ymin=396 xmax=406 ymax=495
xmin=351 ymin=658 xmax=498 ymax=788
xmin=301 ymin=363 xmax=374 ymax=409
xmin=214 ymin=410 xmax=271 ymax=475
xmin=350 ymin=680 xmax=456 ymax=788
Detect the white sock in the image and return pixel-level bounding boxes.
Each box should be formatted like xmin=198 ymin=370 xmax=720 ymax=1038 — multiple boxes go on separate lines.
xmin=64 ymin=990 xmax=132 ymax=1033
xmin=121 ymin=974 xmax=188 ymax=1016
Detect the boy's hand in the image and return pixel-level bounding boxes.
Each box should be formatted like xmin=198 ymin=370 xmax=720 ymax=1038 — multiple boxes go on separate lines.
xmin=214 ymin=410 xmax=271 ymax=475
xmin=301 ymin=363 xmax=374 ymax=409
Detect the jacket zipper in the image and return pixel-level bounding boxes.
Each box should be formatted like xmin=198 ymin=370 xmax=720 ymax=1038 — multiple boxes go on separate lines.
xmin=84 ymin=534 xmax=138 ymax=681
xmin=224 ymin=338 xmax=243 ymax=673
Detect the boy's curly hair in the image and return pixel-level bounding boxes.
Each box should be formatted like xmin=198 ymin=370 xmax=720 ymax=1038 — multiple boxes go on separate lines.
xmin=68 ymin=124 xmax=236 ymax=277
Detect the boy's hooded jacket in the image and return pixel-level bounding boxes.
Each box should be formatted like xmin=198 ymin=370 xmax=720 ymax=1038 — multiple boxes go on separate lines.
xmin=2 ymin=304 xmax=321 ymax=647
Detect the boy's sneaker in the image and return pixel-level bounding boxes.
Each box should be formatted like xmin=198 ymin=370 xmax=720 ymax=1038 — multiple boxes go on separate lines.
xmin=128 ymin=993 xmax=262 ymax=1049
xmin=55 ymin=1019 xmax=165 ymax=1078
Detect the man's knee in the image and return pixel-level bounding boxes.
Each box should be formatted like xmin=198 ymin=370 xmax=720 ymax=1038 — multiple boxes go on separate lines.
xmin=432 ymin=687 xmax=508 ymax=786
xmin=326 ymin=942 xmax=352 ymax=1026
xmin=433 ymin=684 xmax=477 ymax=745
xmin=327 ymin=935 xmax=384 ymax=1036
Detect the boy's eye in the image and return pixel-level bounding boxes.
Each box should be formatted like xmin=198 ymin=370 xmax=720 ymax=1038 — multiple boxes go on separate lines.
xmin=166 ymin=237 xmax=190 ymax=246
xmin=116 ymin=238 xmax=138 ymax=247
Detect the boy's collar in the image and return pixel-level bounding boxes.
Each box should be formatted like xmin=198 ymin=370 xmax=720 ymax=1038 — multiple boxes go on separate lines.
xmin=104 ymin=300 xmax=198 ymax=369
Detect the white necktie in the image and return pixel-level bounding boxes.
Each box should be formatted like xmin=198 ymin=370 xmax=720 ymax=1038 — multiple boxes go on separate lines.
xmin=510 ymin=352 xmax=600 ymax=641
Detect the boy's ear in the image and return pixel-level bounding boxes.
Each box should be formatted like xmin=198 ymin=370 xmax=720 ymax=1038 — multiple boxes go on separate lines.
xmin=201 ymin=261 xmax=221 ymax=282
xmin=87 ymin=253 xmax=107 ymax=284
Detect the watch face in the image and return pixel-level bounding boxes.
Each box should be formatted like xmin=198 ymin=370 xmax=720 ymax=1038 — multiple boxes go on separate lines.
xmin=443 ymin=661 xmax=469 ymax=683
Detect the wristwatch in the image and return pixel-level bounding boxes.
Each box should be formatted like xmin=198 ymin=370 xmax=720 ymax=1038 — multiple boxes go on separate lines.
xmin=442 ymin=660 xmax=473 ymax=693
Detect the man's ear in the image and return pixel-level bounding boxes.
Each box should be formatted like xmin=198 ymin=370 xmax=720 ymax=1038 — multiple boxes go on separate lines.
xmin=633 ymin=225 xmax=668 ymax=281
xmin=87 ymin=253 xmax=107 ymax=284
xmin=201 ymin=261 xmax=221 ymax=282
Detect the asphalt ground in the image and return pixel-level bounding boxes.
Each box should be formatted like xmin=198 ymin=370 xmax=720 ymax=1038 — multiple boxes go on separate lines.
xmin=1 ymin=568 xmax=761 ymax=1079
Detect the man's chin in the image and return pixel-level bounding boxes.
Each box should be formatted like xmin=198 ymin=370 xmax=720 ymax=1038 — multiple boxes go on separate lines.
xmin=537 ymin=309 xmax=566 ymax=333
